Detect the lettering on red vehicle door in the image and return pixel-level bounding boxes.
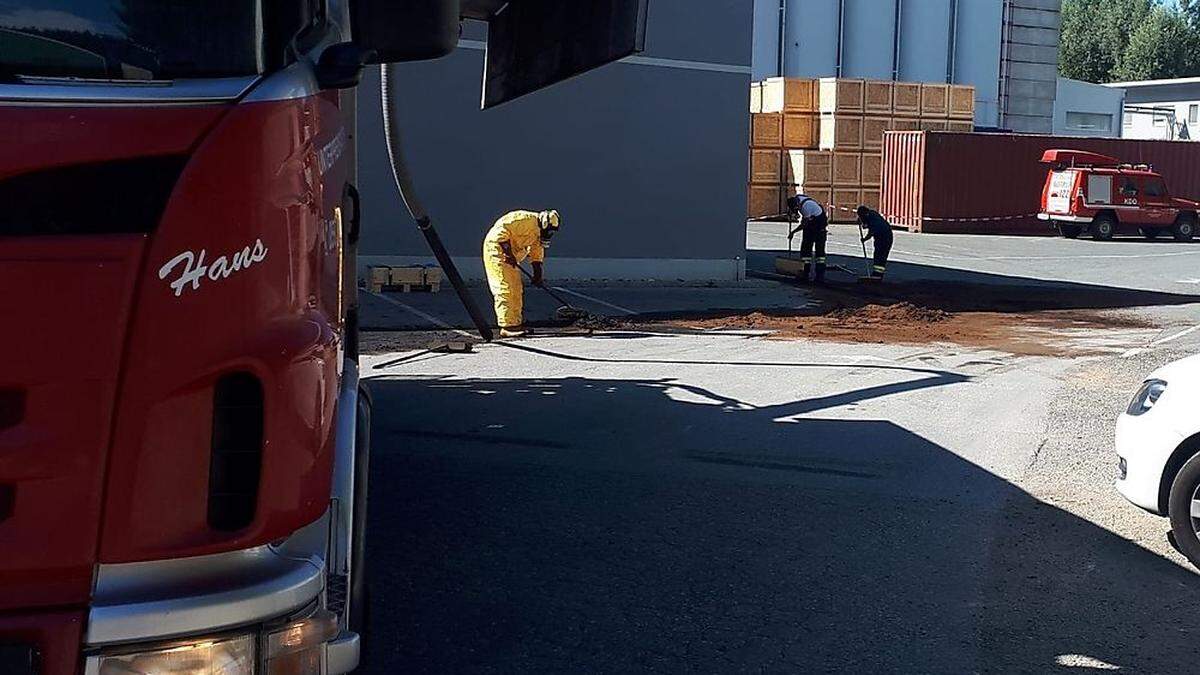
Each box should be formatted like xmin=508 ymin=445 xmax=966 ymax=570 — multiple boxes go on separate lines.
xmin=1048 ymin=171 xmax=1075 ymax=213
xmin=157 ymin=239 xmax=269 ymax=297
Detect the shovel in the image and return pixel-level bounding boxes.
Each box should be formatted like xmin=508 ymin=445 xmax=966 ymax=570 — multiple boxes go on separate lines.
xmin=516 ymin=264 xmax=591 ymax=322
xmin=856 ymin=219 xmax=881 ymax=283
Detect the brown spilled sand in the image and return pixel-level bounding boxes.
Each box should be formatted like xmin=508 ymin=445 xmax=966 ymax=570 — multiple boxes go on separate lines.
xmin=635 ymin=282 xmax=1162 ymax=356
xmin=647 ymin=305 xmax=1152 ymax=356
xmin=363 ymin=282 xmax=1170 ymax=357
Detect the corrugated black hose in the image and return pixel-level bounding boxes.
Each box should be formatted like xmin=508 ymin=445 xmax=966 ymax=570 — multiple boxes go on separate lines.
xmin=380 ymin=63 xmax=494 ymax=341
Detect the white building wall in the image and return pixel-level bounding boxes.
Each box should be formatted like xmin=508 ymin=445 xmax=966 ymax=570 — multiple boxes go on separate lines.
xmin=1122 ymin=102 xmax=1199 ymax=141
xmin=1109 ymin=80 xmax=1200 ymax=141
xmin=751 ymin=0 xmax=1059 ymax=129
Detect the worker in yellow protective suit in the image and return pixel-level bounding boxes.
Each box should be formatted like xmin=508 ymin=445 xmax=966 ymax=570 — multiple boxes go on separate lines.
xmin=482 ymin=209 xmax=561 ymax=337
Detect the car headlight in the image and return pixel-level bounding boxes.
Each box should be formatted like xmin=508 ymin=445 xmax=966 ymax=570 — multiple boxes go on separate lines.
xmin=1126 ymin=379 xmax=1168 ymax=416
xmin=90 ymin=634 xmax=255 ymax=674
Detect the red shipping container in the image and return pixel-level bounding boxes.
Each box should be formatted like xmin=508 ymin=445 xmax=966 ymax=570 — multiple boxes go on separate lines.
xmin=881 ymin=131 xmax=1200 ymax=234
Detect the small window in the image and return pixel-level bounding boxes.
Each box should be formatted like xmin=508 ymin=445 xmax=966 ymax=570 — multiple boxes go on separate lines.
xmin=1066 ymin=112 xmax=1112 ymax=132
xmin=1145 ymin=179 xmax=1166 ymax=197
xmin=1190 ymin=105 xmax=1199 ymax=125
xmin=1124 ymin=113 xmax=1134 ymax=128
xmin=1121 ymin=177 xmax=1139 ymax=196
xmin=1153 ymin=116 xmax=1165 ymax=127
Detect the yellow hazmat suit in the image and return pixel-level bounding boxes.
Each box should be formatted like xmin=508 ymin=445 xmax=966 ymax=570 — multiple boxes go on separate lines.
xmin=482 ymin=210 xmax=546 ymax=328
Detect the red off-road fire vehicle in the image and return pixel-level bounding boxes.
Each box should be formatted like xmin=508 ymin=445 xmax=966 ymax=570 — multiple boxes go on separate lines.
xmin=0 ymin=1 xmax=644 ymax=673
xmin=1038 ymin=149 xmax=1199 ymax=241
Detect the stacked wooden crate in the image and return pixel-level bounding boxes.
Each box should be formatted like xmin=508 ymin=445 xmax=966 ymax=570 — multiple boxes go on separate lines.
xmin=748 ymin=77 xmax=823 ymax=219
xmin=748 ymin=78 xmax=975 ymax=221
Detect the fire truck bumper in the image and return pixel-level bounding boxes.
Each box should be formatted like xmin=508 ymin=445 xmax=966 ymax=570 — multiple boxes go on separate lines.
xmin=82 ymin=514 xmax=358 ymax=674
xmin=1038 ymin=213 xmax=1093 ymax=223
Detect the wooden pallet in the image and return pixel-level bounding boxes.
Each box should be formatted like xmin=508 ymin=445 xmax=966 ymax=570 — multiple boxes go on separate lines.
xmin=370 ymin=282 xmax=442 ymax=294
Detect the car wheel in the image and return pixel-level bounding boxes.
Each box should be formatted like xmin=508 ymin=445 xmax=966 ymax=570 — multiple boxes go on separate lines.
xmin=1140 ymin=227 xmax=1162 ymax=240
xmin=1092 ymin=213 xmax=1116 ymax=241
xmin=1172 ymin=214 xmax=1197 ymax=242
xmin=1168 ymin=452 xmax=1200 ymax=569
xmin=1057 ymin=223 xmax=1082 ymax=239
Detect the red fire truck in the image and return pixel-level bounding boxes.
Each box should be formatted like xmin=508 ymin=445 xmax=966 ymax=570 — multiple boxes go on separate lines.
xmin=1038 ymin=149 xmax=1200 ymax=241
xmin=0 ymin=1 xmax=645 ymax=673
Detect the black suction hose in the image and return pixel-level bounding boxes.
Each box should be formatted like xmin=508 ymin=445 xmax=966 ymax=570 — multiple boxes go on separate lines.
xmin=380 ymin=63 xmax=494 ymax=341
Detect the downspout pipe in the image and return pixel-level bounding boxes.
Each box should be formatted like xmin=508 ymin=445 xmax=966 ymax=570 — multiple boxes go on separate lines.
xmin=998 ymin=0 xmax=1012 ymax=128
xmin=835 ymin=0 xmax=846 ymax=77
xmin=777 ymin=0 xmax=787 ymax=77
xmin=946 ymin=0 xmax=959 ymax=83
xmin=891 ymin=0 xmax=902 ymax=80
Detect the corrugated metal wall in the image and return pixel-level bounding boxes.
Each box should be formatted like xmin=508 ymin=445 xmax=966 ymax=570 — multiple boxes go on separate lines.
xmin=881 ymin=131 xmax=1200 ymax=234
xmin=879 ymin=132 xmax=925 ymax=232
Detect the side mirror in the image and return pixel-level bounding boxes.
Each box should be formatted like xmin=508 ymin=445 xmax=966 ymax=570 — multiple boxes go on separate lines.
xmin=350 ymin=0 xmax=460 ymax=64
xmin=315 ymin=43 xmax=371 ymax=90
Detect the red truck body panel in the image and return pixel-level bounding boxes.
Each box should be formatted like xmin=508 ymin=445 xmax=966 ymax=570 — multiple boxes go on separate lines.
xmin=0 ymin=106 xmax=224 ymax=610
xmin=99 ymin=93 xmax=346 ymax=562
xmin=0 ymin=88 xmax=347 ymax=650
xmin=0 ymin=237 xmax=144 ymax=610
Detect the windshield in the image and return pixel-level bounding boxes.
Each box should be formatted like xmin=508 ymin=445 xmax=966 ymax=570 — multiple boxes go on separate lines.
xmin=0 ymin=1 xmax=269 ymax=80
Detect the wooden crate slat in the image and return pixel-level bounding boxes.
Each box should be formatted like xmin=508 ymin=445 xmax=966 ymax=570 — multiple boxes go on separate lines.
xmin=783 ymin=149 xmax=832 ymax=186
xmin=819 ymin=114 xmax=864 ymax=151
xmin=751 ymin=113 xmax=783 ymax=148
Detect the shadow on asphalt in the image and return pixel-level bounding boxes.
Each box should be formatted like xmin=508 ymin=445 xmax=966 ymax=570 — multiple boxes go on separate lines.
xmin=747 ymin=249 xmax=1199 ymax=314
xmin=360 ymin=371 xmax=1200 ymax=673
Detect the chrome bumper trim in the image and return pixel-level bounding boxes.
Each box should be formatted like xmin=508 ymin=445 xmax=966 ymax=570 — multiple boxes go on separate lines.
xmin=87 ymin=544 xmax=324 ymax=646
xmin=327 ymin=631 xmax=361 ymax=674
xmin=1039 ymin=213 xmax=1093 ymax=223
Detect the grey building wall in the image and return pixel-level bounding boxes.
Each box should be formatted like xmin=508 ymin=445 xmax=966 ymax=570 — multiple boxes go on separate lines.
xmin=1053 ymin=78 xmax=1124 ymax=138
xmin=751 ymin=0 xmax=1034 ymax=128
xmin=999 ymin=0 xmax=1061 ymax=133
xmin=358 ymin=1 xmax=753 ymax=281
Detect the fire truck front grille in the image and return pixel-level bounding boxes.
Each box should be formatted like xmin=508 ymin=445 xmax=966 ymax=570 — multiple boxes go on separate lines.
xmin=207 ymin=372 xmax=264 ymax=532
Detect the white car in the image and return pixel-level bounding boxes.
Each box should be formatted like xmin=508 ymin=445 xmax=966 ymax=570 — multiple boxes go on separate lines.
xmin=1116 ymin=353 xmax=1200 ymax=567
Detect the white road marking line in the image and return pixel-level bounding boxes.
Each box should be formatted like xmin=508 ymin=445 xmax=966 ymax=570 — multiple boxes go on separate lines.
xmin=1121 ymin=322 xmax=1200 ymax=358
xmin=368 ymin=291 xmax=477 ymax=339
xmin=550 ymin=286 xmax=639 ymax=316
xmin=1177 ymin=278 xmax=1200 ymax=285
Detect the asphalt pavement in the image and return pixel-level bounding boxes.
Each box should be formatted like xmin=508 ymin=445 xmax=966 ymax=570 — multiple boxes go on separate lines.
xmin=358 ymin=227 xmax=1200 ymax=673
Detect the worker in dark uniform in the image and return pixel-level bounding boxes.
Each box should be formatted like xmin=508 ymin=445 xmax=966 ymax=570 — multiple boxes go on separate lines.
xmin=786 ymin=193 xmax=828 ymax=283
xmin=856 ymin=205 xmax=893 ymax=280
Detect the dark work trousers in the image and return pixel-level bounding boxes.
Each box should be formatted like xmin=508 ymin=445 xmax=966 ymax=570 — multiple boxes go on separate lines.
xmin=871 ymin=230 xmax=894 ymax=278
xmin=799 ymin=215 xmax=829 ymax=282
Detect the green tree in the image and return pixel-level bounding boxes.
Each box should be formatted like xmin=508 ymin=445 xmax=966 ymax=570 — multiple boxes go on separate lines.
xmin=1058 ymin=0 xmax=1160 ymax=82
xmin=1181 ymin=0 xmax=1200 ymax=27
xmin=1114 ymin=4 xmax=1200 ymax=80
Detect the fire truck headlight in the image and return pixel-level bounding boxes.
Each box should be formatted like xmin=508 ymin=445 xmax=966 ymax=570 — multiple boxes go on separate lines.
xmin=87 ymin=633 xmax=255 ymax=674
xmin=264 ymin=609 xmax=338 ymax=674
